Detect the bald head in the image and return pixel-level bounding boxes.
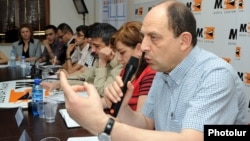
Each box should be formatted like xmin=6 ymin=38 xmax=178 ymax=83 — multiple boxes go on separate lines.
xmin=143 ymin=0 xmax=197 ymax=46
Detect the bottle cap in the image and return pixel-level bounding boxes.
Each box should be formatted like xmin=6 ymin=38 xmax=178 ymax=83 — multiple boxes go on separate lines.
xmin=34 ymin=78 xmax=41 ymax=85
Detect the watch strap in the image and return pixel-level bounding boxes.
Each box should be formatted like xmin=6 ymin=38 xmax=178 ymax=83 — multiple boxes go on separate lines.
xmin=103 ymin=118 xmax=115 ymax=135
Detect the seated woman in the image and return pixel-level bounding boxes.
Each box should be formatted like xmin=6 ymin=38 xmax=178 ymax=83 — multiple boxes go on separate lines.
xmin=12 ymin=24 xmax=42 ymax=62
xmin=102 ymin=21 xmax=156 ymax=111
xmin=0 ymin=51 xmax=8 ymax=64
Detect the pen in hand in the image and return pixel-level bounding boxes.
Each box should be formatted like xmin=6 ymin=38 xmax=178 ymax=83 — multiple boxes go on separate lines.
xmin=53 ymin=56 xmax=57 ymax=66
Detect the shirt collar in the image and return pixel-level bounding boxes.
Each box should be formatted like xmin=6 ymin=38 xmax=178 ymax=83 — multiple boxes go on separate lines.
xmin=161 ymin=46 xmax=200 ymax=87
xmin=18 ymin=38 xmax=34 ymax=45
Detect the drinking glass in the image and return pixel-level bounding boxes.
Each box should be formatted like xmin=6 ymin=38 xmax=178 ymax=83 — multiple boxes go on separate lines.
xmin=41 ymin=68 xmax=49 ymax=81
xmin=40 ymin=137 xmax=60 ymax=141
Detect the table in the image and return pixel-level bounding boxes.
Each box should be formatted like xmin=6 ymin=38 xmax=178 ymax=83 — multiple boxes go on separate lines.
xmin=0 ymin=65 xmax=43 ymax=82
xmin=0 ymin=67 xmax=93 ymax=141
xmin=0 ymin=104 xmax=92 ymax=141
xmin=0 ymin=66 xmax=26 ymax=82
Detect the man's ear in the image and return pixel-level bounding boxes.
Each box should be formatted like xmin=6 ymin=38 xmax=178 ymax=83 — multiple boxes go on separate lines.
xmin=180 ymin=32 xmax=192 ymax=51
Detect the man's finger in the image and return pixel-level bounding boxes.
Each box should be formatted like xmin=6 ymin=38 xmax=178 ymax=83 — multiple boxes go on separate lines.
xmin=59 ymin=71 xmax=77 ymax=100
xmin=82 ymin=82 xmax=100 ymax=99
xmin=71 ymin=85 xmax=86 ymax=92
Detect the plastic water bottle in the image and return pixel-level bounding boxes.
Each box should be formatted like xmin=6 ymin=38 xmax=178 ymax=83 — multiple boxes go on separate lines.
xmin=31 ymin=78 xmax=44 ymax=116
xmin=20 ymin=56 xmax=26 ymax=68
xmin=9 ymin=49 xmax=16 ymax=67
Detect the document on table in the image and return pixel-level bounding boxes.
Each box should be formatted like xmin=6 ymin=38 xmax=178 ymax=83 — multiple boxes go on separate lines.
xmin=67 ymin=136 xmax=98 ymax=141
xmin=59 ymin=109 xmax=80 ymax=128
xmin=46 ymin=91 xmax=87 ymax=103
xmin=0 ymin=79 xmax=49 ymax=108
xmin=0 ymin=80 xmax=33 ymax=108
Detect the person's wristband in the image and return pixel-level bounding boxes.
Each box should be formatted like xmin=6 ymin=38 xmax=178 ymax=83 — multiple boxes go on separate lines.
xmin=103 ymin=118 xmax=115 ymax=135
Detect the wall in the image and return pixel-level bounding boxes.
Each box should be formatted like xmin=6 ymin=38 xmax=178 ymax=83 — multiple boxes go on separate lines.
xmin=50 ymin=0 xmax=96 ymax=30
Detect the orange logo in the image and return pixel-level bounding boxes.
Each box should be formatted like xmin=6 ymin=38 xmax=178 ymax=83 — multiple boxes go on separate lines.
xmin=244 ymin=73 xmax=250 ymax=84
xmin=238 ymin=0 xmax=244 ymax=9
xmin=193 ymin=0 xmax=202 ymax=12
xmin=224 ymin=0 xmax=236 ymax=9
xmin=138 ymin=7 xmax=143 ymax=15
xmin=248 ymin=22 xmax=250 ymax=33
xmin=235 ymin=46 xmax=241 ymax=58
xmin=204 ymin=27 xmax=215 ymax=40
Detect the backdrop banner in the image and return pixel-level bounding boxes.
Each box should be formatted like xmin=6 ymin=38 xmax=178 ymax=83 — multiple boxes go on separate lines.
xmin=133 ymin=0 xmax=250 ymax=124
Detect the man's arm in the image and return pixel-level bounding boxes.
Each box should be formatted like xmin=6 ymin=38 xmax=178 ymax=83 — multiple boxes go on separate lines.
xmin=59 ymin=72 xmax=203 ymax=141
xmin=67 ymin=63 xmax=83 ymax=74
xmin=43 ymin=39 xmax=55 ymax=59
xmin=64 ymin=44 xmax=76 ymax=71
xmin=0 ymin=51 xmax=8 ymax=64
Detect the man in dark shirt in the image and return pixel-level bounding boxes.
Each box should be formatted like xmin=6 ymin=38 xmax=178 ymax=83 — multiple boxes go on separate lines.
xmin=37 ymin=25 xmax=65 ymax=65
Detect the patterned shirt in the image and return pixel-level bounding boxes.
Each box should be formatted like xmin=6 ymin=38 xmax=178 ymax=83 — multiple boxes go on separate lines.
xmin=70 ymin=44 xmax=91 ymax=66
xmin=142 ymin=46 xmax=248 ymax=132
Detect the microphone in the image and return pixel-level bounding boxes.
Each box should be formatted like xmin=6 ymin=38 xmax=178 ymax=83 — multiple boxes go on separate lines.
xmin=41 ymin=77 xmax=85 ymax=82
xmin=109 ymin=56 xmax=139 ymax=117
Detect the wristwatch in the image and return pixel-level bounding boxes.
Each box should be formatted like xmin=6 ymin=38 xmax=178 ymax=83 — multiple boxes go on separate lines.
xmin=98 ymin=118 xmax=115 ymax=141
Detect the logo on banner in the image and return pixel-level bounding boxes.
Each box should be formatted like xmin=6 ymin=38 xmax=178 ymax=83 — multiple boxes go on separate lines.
xmin=204 ymin=27 xmax=215 ymax=40
xmin=186 ymin=0 xmax=202 ymax=13
xmin=243 ymin=73 xmax=250 ymax=85
xmin=213 ymin=0 xmax=244 ymax=14
xmin=229 ymin=23 xmax=250 ymax=40
xmin=235 ymin=46 xmax=241 ymax=59
xmin=197 ymin=27 xmax=215 ymax=43
xmin=135 ymin=7 xmax=143 ymax=16
xmin=229 ymin=28 xmax=237 ymax=40
xmin=239 ymin=23 xmax=250 ymax=37
xmin=238 ymin=0 xmax=244 ymax=9
xmin=238 ymin=72 xmax=250 ymax=85
xmin=224 ymin=0 xmax=236 ymax=10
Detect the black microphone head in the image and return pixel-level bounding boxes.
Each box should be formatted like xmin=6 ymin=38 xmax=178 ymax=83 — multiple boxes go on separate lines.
xmin=122 ymin=56 xmax=139 ymax=82
xmin=125 ymin=56 xmax=139 ymax=70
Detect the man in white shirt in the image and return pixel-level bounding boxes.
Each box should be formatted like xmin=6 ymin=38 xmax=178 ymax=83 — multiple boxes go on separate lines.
xmin=64 ymin=25 xmax=94 ymax=74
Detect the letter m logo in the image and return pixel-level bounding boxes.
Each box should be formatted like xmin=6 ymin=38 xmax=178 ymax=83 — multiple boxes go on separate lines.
xmin=197 ymin=28 xmax=203 ymax=38
xmin=229 ymin=29 xmax=237 ymax=40
xmin=214 ymin=0 xmax=223 ymax=9
xmin=239 ymin=24 xmax=247 ymax=32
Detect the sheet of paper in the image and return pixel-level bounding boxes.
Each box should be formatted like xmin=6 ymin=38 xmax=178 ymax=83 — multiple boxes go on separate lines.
xmin=59 ymin=109 xmax=80 ymax=128
xmin=0 ymin=79 xmax=49 ymax=108
xmin=46 ymin=91 xmax=88 ymax=103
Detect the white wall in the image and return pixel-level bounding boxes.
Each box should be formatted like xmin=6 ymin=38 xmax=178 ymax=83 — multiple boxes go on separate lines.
xmin=49 ymin=0 xmax=154 ymax=29
xmin=50 ymin=0 xmax=96 ymax=30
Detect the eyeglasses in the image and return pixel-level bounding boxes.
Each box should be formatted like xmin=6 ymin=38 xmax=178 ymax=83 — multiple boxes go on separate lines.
xmin=76 ymin=33 xmax=85 ymax=38
xmin=58 ymin=33 xmax=66 ymax=39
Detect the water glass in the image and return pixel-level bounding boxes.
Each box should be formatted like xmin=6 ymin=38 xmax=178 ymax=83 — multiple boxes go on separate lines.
xmin=37 ymin=102 xmax=46 ymax=118
xmin=40 ymin=137 xmax=60 ymax=141
xmin=42 ymin=69 xmax=49 ymax=80
xmin=44 ymin=100 xmax=58 ymax=123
